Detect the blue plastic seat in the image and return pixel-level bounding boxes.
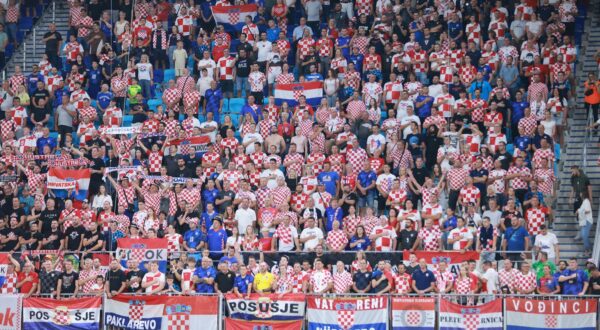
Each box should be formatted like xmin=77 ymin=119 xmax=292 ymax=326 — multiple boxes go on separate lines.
xmin=147 ymin=99 xmax=162 ymax=111
xmin=122 ymin=115 xmax=133 ymax=127
xmin=506 ymin=143 xmax=514 ymax=156
xmin=153 ymin=69 xmax=164 ymax=84
xmin=228 ymin=98 xmax=245 ymax=114
xmin=18 ymin=17 xmax=33 ymax=30
xmin=49 ymin=132 xmax=58 ymax=139
xmin=163 ymin=69 xmax=175 ymax=83
xmin=221 ymin=98 xmax=229 ymax=113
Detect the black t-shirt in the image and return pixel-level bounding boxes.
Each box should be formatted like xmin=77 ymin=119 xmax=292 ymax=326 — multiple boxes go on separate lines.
xmin=399 ymin=229 xmax=417 ymax=251
xmin=39 ymin=270 xmax=61 ymax=294
xmin=126 ymin=269 xmax=146 ymax=293
xmin=108 ymin=269 xmax=127 ymax=293
xmin=22 ymin=231 xmax=43 ymax=250
xmin=215 ymin=271 xmax=236 ymax=293
xmin=43 ymin=31 xmax=62 ymax=52
xmin=341 ymin=192 xmax=358 ymax=215
xmin=589 ymin=275 xmax=600 ymax=295
xmin=494 ymin=151 xmax=513 ymax=171
xmin=42 ymin=229 xmax=64 ymax=250
xmin=83 ymin=230 xmax=103 ymax=250
xmin=32 ymin=89 xmax=49 ymax=108
xmin=236 ymin=42 xmax=253 ymax=57
xmin=235 ymin=58 xmax=251 ymax=78
xmin=371 ymin=271 xmax=390 ymax=293
xmin=217 ymin=190 xmax=235 ymax=213
xmin=65 ymin=225 xmax=86 ymax=251
xmin=59 ymin=271 xmax=79 ymax=295
xmin=39 ymin=209 xmax=60 ymax=233
xmin=0 ymin=227 xmax=21 ymax=251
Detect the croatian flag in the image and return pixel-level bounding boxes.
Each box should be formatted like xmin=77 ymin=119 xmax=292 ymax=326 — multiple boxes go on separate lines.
xmin=505 ymin=298 xmax=597 ymax=330
xmin=274 ymin=81 xmax=323 ymax=107
xmin=211 ymin=4 xmax=257 ymax=32
xmin=46 ymin=168 xmax=91 ymax=201
xmin=23 ymin=297 xmax=101 ymax=330
xmin=116 ymin=238 xmax=169 ymax=273
xmin=104 ymin=295 xmax=164 ymax=330
xmin=306 ymin=296 xmax=388 ymax=330
xmin=439 ymin=299 xmax=502 ymax=330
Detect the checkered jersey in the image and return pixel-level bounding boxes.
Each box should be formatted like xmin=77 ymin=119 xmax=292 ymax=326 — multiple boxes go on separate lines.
xmin=259 ymin=120 xmax=275 ymax=140
xmin=518 ymin=115 xmax=537 ymax=137
xmin=217 ymin=57 xmax=236 ymax=80
xmin=306 ymin=153 xmax=326 ymax=175
xmin=333 ymin=270 xmax=353 ymax=294
xmin=507 ymin=166 xmax=531 ymax=190
xmin=111 ymin=76 xmax=128 ymax=97
xmin=448 ymin=49 xmax=464 ymax=68
xmin=351 ymin=36 xmax=369 ymax=55
xmin=183 ymin=90 xmax=201 ymax=114
xmin=382 ymin=118 xmax=401 ymax=142
xmin=466 ymin=22 xmax=481 ymax=45
xmin=362 ymin=82 xmax=383 ymax=106
xmin=459 ymin=65 xmax=477 ymax=87
xmin=180 ymin=187 xmax=201 ymax=209
xmin=346 ymin=148 xmax=367 ymax=175
xmin=284 ymin=152 xmax=304 ymax=177
xmin=331 ymin=57 xmax=348 ymax=76
xmin=77 ymin=122 xmax=95 ymax=146
xmin=274 ymin=223 xmax=295 ymax=245
xmin=246 ymin=171 xmax=261 ymax=188
xmin=250 ymin=151 xmax=267 ymax=169
xmin=417 ymin=226 xmax=442 ymax=251
xmin=355 ymin=0 xmax=372 ymax=16
xmin=343 ymin=215 xmax=361 ymax=237
xmin=276 ymin=73 xmax=295 ymax=85
xmin=433 ymin=270 xmax=455 ymax=293
xmin=220 ymin=170 xmax=244 ymax=192
xmin=488 ymin=19 xmax=508 ymax=39
xmin=271 ymin=186 xmax=291 ymax=209
xmin=326 ymin=229 xmax=349 ymax=251
xmin=370 ymin=225 xmax=397 ymax=252
xmin=316 ymin=38 xmax=333 ymax=57
xmin=534 ymin=168 xmax=555 ymax=195
xmin=177 ymin=76 xmax=196 ymax=96
xmin=248 ymin=71 xmax=266 ymax=92
xmin=423 ymin=115 xmax=447 ymax=131
xmin=409 ymin=50 xmax=428 ymax=73
xmin=24 ymin=169 xmax=46 ymax=193
xmin=394 ymin=273 xmax=412 ymax=294
xmin=526 ymin=207 xmax=546 ymax=236
xmin=447 ymin=167 xmax=469 ymax=191
xmin=0 ymin=118 xmax=16 ymax=141
xmin=310 ymin=270 xmax=332 ymax=293
xmin=290 ymin=273 xmax=307 ymax=293
xmin=344 ymin=71 xmax=361 ymax=92
xmin=363 ymin=54 xmax=381 ymax=69
xmin=175 ymin=15 xmax=193 ymax=36
xmin=532 ymin=148 xmax=555 ymax=170
xmin=297 ymin=37 xmax=315 ymax=58
xmin=116 ymin=185 xmax=136 ymax=208
xmin=498 ymin=268 xmax=519 ymax=290
xmin=488 ymin=169 xmax=507 ymax=193
xmin=498 ymin=45 xmax=518 ymax=65
xmin=79 ymin=269 xmax=100 ymax=293
xmin=470 ymin=98 xmax=487 ymax=123
xmin=558 ymin=45 xmax=577 ymax=64
xmin=362 ymin=216 xmax=379 ymax=235
xmin=309 ymin=133 xmax=326 ymax=154
xmin=77 ymin=16 xmax=93 ymax=38
xmin=454 ymin=276 xmax=473 ymax=294
xmin=387 ymin=189 xmax=407 ymax=209
xmin=291 ymin=192 xmax=310 ymax=211
xmin=514 ymin=271 xmax=537 ymax=293
xmin=1 ymin=273 xmax=17 ymax=293
xmin=559 ymin=1 xmax=577 ymax=23
xmin=420 ymin=187 xmax=439 ymax=206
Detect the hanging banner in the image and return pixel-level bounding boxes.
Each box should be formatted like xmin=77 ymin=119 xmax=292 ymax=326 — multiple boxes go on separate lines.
xmin=439 ymin=298 xmax=502 ymax=330
xmin=225 ymin=318 xmax=302 ymax=330
xmin=162 ymin=295 xmax=219 ymax=330
xmin=169 ymin=136 xmax=211 ymax=155
xmin=391 ymin=297 xmax=435 ymax=330
xmin=274 ymin=81 xmax=324 ymax=107
xmin=116 ymin=238 xmax=169 ymax=272
xmin=402 ymin=251 xmax=480 ymax=274
xmin=23 ymin=297 xmax=101 ymax=330
xmin=306 ymin=296 xmax=388 ymax=330
xmin=46 ymin=169 xmax=91 ymax=200
xmin=0 ymin=294 xmax=21 ymax=330
xmin=102 ymin=126 xmax=141 ymax=135
xmin=104 ymin=295 xmax=164 ymax=330
xmin=505 ymin=298 xmax=597 ymax=330
xmin=225 ymin=293 xmax=305 ymax=321
xmin=247 ymin=252 xmax=402 ymax=273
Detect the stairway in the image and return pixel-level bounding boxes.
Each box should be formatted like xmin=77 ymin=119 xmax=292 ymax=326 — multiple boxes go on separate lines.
xmin=554 ymin=6 xmax=600 ymax=261
xmin=3 ymin=1 xmax=70 ymax=77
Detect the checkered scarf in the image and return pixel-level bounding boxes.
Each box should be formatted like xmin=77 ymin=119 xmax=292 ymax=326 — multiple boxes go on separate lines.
xmin=153 ymin=29 xmax=168 ymax=50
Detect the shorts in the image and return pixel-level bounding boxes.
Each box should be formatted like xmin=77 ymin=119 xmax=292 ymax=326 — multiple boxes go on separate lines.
xmin=268 ymin=66 xmax=282 ymax=84
xmin=221 ymin=80 xmax=233 ymax=93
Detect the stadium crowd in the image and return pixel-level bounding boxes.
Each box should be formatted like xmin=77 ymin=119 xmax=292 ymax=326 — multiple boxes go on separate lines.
xmin=0 ymin=0 xmax=597 ymax=303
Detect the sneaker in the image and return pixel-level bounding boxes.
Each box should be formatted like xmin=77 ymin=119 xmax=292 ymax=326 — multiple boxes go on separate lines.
xmin=574 ymin=235 xmax=581 ymax=241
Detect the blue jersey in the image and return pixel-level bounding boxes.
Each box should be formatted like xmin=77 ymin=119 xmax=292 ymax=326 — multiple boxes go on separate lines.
xmin=357 ymin=170 xmax=377 ymax=190
xmin=317 ymin=171 xmax=339 ymax=196
xmin=193 ymin=266 xmax=217 ymax=293
xmin=201 ymin=211 xmax=219 ymax=232
xmin=207 ymin=228 xmax=227 ymax=254
xmin=560 ymin=269 xmax=588 ymax=295
xmin=183 ymin=229 xmax=205 ymax=249
xmin=97 ymin=91 xmax=113 ymax=110
xmin=202 ymin=189 xmax=220 ymax=208
xmin=234 ymin=274 xmax=254 ymax=294
xmin=324 ymin=207 xmax=344 ymax=232
xmin=349 ymin=235 xmax=371 ymax=251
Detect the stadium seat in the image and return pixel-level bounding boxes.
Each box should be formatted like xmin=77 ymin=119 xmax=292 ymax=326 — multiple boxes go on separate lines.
xmin=222 ymin=98 xmax=229 ymax=114
xmin=18 ymin=17 xmax=33 ymax=30
xmin=153 ymin=69 xmax=164 ymax=84
xmin=263 ymin=97 xmax=269 ymax=105
xmin=49 ymin=132 xmax=58 ymax=140
xmin=148 ymin=99 xmax=162 ymax=111
xmin=229 ymin=39 xmax=241 ymax=53
xmin=506 ymin=143 xmax=514 ymax=156
xmin=123 ymin=115 xmax=133 ymax=127
xmin=228 ymin=98 xmax=245 ymax=114
xmin=91 ymin=100 xmax=97 ymax=109
xmin=164 ymin=69 xmax=175 ymax=83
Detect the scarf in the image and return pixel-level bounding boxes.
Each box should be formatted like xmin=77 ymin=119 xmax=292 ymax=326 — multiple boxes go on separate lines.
xmin=153 ymin=29 xmax=167 ymax=50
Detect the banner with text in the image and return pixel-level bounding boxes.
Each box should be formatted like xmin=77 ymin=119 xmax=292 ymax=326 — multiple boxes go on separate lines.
xmin=505 ymin=298 xmax=597 ymax=330
xmin=306 ymin=296 xmax=388 ymax=330
xmin=23 ymin=297 xmax=101 ymax=330
xmin=116 ymin=238 xmax=169 ymax=273
xmin=0 ymin=294 xmax=21 ymax=330
xmin=104 ymin=295 xmax=164 ymax=330
xmin=402 ymin=251 xmax=480 ymax=274
xmin=225 ymin=318 xmax=302 ymax=330
xmin=439 ymin=299 xmax=502 ymax=330
xmin=391 ymin=297 xmax=435 ymax=330
xmin=225 ymin=293 xmax=305 ymax=322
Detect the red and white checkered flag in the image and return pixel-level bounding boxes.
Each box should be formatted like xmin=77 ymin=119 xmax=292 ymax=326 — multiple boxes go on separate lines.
xmin=53 ymin=307 xmax=71 ymax=325
xmin=336 ymin=303 xmax=356 ymax=330
xmin=463 ymin=312 xmax=480 ymax=330
xmin=167 ymin=314 xmax=190 ymax=330
xmin=130 ymin=248 xmax=145 ymax=262
xmin=228 ymin=8 xmax=240 ymax=24
xmin=545 ymin=315 xmax=558 ymax=328
xmin=129 ymin=302 xmax=144 ymax=321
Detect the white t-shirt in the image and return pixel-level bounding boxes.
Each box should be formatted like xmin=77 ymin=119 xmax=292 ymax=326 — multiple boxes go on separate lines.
xmin=260 ymin=169 xmax=285 ymax=189
xmin=243 ymin=133 xmax=264 ymax=154
xmin=255 ymin=41 xmax=273 ymax=62
xmin=376 ymin=173 xmax=396 ymax=192
xmin=199 ymin=120 xmax=219 ymax=142
xmin=480 ymin=268 xmax=499 ymax=294
xmin=142 ymin=271 xmax=165 ymax=293
xmin=366 ymin=134 xmax=386 ymax=154
xmin=235 ymin=207 xmax=257 ymax=234
xmin=136 ymin=63 xmax=153 ymax=81
xmin=198 ymin=59 xmax=217 ymax=78
xmin=534 ymin=232 xmax=559 ymax=259
xmin=401 ymin=115 xmax=421 ymax=138
xmin=482 ymin=210 xmax=503 ymax=228
xmin=196 ymin=76 xmax=214 ymax=96
xmin=448 ymin=227 xmax=473 ymax=250
xmin=300 ymin=227 xmax=324 ymax=251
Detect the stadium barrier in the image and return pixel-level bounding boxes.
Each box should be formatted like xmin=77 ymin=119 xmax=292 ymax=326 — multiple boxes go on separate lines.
xmin=2 ymin=293 xmax=598 ymax=329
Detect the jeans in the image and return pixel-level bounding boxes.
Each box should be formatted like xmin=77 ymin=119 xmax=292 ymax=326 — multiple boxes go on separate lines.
xmin=358 ymin=189 xmax=376 ymax=209
xmin=326 ymin=94 xmax=336 ymax=107
xmin=5 ymin=23 xmax=16 ymax=43
xmin=415 ymin=72 xmax=429 ymax=85
xmin=139 ymin=79 xmax=152 ymax=99
xmin=235 ymin=76 xmax=249 ymax=97
xmin=581 ymin=221 xmax=592 ymax=251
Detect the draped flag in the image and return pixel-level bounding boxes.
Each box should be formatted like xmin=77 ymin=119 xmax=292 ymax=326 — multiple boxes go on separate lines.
xmin=402 ymin=250 xmax=480 ymax=274
xmin=306 ymin=296 xmax=388 ymax=330
xmin=162 ymin=296 xmax=219 ymax=330
xmin=46 ymin=169 xmax=91 ymax=201
xmin=225 ymin=318 xmax=302 ymax=330
xmin=169 ymin=136 xmax=211 ymax=155
xmin=211 ymin=4 xmax=257 ymax=32
xmin=23 ymin=297 xmax=101 ymax=330
xmin=505 ymin=298 xmax=597 ymax=330
xmin=116 ymin=238 xmax=169 ymax=272
xmin=225 ymin=293 xmax=305 ymax=322
xmin=104 ymin=295 xmax=164 ymax=330
xmin=274 ymin=81 xmax=323 ymax=107
xmin=0 ymin=294 xmax=21 ymax=330
xmin=392 ymin=297 xmax=435 ymax=330
xmin=439 ymin=299 xmax=503 ymax=330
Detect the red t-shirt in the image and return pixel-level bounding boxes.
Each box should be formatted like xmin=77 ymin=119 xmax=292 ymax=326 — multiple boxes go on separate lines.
xmin=17 ymin=271 xmax=39 ymax=294
xmin=259 ymin=237 xmax=272 ymax=251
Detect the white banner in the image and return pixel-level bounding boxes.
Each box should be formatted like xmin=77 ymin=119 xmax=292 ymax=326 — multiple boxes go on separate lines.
xmin=102 ymin=126 xmax=141 ymax=135
xmin=0 ymin=294 xmax=21 ymax=330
